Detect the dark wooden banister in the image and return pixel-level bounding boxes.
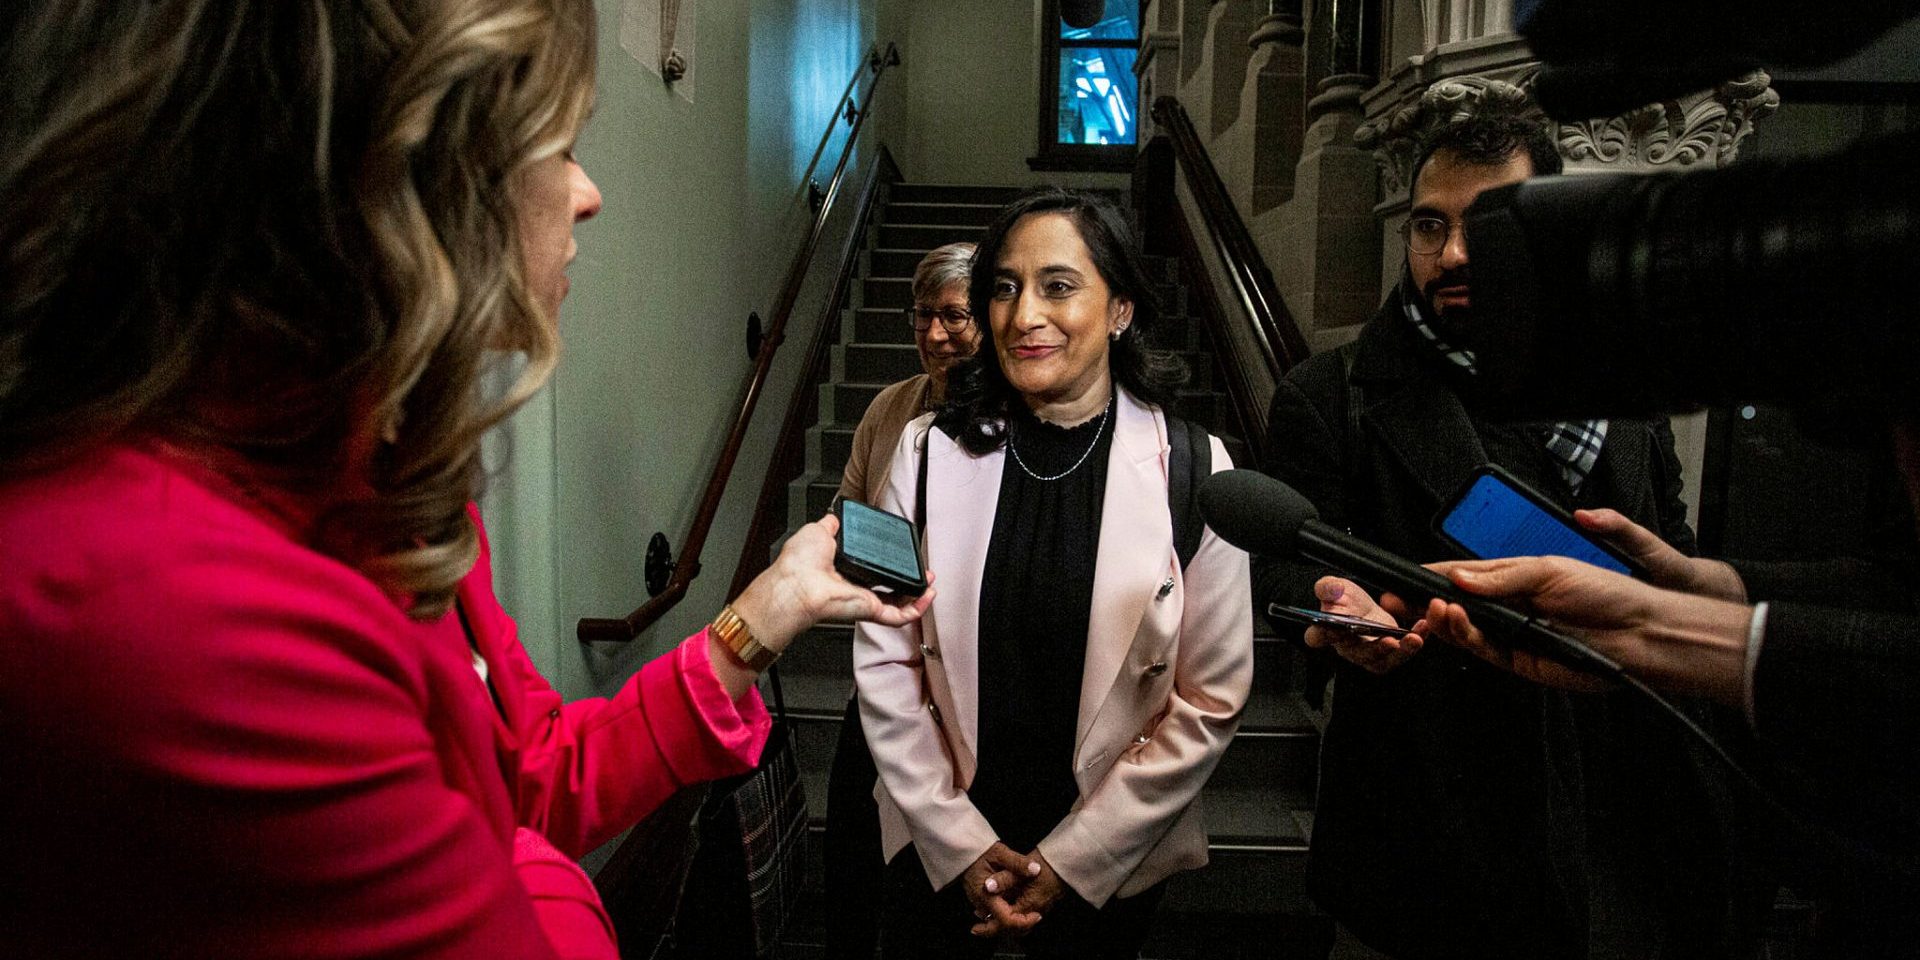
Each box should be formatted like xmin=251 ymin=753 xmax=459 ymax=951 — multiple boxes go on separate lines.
xmin=1151 ymin=95 xmax=1310 ymax=379
xmin=725 ymin=147 xmax=901 ymax=603
xmin=577 ymin=42 xmax=901 ymax=644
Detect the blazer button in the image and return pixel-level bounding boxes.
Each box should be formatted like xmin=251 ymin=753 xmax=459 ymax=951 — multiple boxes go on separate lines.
xmin=1142 ymin=660 xmax=1169 ymax=678
xmin=1157 ymin=577 xmax=1175 ymax=599
xmin=549 ymin=708 xmax=561 ymax=719
xmin=927 ymin=702 xmax=943 ymax=725
xmin=920 ymin=643 xmax=941 ymax=661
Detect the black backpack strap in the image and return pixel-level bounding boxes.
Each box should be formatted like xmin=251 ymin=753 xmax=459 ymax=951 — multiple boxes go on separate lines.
xmin=1165 ymin=413 xmax=1211 ymax=572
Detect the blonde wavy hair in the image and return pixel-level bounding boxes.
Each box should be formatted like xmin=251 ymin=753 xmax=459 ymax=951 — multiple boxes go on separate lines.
xmin=0 ymin=0 xmax=596 ymax=617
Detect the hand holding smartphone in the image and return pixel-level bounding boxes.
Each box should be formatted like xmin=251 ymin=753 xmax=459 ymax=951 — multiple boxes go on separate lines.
xmin=834 ymin=498 xmax=929 ymax=598
xmin=1266 ymin=603 xmax=1408 ymax=638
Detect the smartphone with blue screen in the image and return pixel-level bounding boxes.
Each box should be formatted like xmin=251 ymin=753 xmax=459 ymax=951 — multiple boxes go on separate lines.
xmin=1432 ymin=465 xmax=1645 ymax=578
xmin=834 ymin=498 xmax=929 ymax=597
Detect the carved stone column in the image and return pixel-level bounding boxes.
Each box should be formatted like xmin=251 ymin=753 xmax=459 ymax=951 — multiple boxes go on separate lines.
xmin=1207 ymin=0 xmax=1271 ymax=136
xmin=1219 ymin=1 xmax=1306 ymax=215
xmin=1135 ymin=0 xmax=1183 ymax=141
xmin=1180 ymin=1 xmax=1264 ymax=141
xmin=1251 ymin=0 xmax=1383 ymax=358
xmin=1181 ymin=0 xmax=1217 ymax=89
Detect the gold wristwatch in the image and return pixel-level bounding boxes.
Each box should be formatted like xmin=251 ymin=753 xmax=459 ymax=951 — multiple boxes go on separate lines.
xmin=709 ymin=604 xmax=779 ymax=671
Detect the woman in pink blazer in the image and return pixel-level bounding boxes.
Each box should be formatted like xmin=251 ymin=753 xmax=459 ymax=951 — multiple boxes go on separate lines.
xmin=855 ymin=191 xmax=1253 ymax=959
xmin=0 ymin=3 xmax=926 ymax=958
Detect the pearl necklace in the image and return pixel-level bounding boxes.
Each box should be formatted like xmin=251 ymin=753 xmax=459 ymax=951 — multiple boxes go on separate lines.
xmin=1007 ymin=396 xmax=1112 ymax=482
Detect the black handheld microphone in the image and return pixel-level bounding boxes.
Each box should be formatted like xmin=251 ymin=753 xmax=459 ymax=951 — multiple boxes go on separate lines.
xmin=1198 ymin=469 xmax=1626 ymax=678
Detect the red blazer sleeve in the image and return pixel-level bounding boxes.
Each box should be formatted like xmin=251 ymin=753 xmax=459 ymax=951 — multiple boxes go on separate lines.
xmin=464 ymin=507 xmax=774 ymax=858
xmin=500 ymin=630 xmax=773 ymax=856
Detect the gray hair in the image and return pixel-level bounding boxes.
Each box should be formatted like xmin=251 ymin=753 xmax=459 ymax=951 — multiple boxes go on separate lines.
xmin=910 ymin=242 xmax=977 ymax=303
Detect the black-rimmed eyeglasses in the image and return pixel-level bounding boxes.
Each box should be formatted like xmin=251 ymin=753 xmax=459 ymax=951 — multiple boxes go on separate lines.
xmin=1399 ymin=216 xmax=1464 ymax=256
xmin=907 ymin=305 xmax=973 ymax=334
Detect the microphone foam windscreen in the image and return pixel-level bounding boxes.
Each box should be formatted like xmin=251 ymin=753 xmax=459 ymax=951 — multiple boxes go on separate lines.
xmin=1197 ymin=469 xmax=1318 ymax=557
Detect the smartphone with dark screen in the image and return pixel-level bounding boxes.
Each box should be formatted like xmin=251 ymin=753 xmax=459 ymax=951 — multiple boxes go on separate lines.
xmin=834 ymin=498 xmax=929 ymax=597
xmin=1266 ymin=603 xmax=1409 ymax=638
xmin=1432 ymin=464 xmax=1645 ymax=578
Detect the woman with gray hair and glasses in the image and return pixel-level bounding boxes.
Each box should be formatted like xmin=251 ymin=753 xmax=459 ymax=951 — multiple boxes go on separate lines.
xmin=839 ymin=241 xmax=982 ymax=506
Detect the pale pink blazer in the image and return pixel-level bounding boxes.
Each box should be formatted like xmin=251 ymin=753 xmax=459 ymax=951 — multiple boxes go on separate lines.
xmin=854 ymin=389 xmax=1253 ymax=907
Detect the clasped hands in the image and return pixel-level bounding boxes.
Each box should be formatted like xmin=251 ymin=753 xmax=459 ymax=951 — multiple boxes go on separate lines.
xmin=960 ymin=842 xmax=1067 ymax=939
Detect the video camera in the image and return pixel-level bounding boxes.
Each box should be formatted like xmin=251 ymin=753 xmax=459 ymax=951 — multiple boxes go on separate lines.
xmin=1458 ymin=0 xmax=1920 ymax=421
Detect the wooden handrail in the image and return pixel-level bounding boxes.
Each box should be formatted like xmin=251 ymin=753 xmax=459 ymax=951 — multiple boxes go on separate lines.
xmin=577 ymin=42 xmax=901 ymax=644
xmin=1151 ymin=95 xmax=1310 ymax=378
xmin=725 ymin=147 xmax=901 ymax=603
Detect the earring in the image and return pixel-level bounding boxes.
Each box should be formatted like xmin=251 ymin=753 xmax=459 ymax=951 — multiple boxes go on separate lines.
xmin=1110 ymin=327 xmax=1124 ymax=341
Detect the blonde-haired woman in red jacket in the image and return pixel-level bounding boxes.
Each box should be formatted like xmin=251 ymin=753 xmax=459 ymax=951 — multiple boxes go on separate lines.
xmin=0 ymin=2 xmax=928 ymax=957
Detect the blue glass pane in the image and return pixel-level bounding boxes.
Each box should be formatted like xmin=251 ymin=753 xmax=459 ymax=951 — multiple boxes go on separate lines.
xmin=1056 ymin=46 xmax=1139 ymax=146
xmin=1061 ymin=0 xmax=1140 ymax=41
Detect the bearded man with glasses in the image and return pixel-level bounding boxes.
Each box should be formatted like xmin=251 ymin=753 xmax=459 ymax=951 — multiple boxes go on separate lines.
xmin=1253 ymin=114 xmax=1750 ymax=959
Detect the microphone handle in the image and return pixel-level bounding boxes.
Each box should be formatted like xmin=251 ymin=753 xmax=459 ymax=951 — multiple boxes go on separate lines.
xmin=1296 ymin=519 xmax=1627 ymax=678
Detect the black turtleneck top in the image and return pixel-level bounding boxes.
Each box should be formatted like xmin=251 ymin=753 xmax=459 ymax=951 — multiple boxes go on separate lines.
xmin=966 ymin=399 xmax=1115 ymax=852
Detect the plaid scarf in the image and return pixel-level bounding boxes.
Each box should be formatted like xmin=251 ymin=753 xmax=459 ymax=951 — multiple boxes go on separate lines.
xmin=1399 ymin=272 xmax=1608 ymax=493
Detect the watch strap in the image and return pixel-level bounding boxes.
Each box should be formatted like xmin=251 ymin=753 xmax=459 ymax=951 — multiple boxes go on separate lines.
xmin=710 ymin=604 xmax=779 ymax=672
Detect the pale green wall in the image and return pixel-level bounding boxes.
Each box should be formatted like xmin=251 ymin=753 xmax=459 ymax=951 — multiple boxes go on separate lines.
xmin=483 ymin=0 xmax=886 ymax=699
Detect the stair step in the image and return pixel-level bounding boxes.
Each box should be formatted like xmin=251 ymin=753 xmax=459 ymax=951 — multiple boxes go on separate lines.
xmin=852 ymin=307 xmax=919 ymax=345
xmin=772 ymin=623 xmax=856 ymax=715
xmin=885 ymin=200 xmax=1003 ymax=227
xmin=879 ymin=223 xmax=987 ymax=249
xmin=890 ymin=182 xmax=1027 ymax=206
xmin=1140 ymin=253 xmax=1183 ymax=285
xmin=821 ymin=380 xmax=891 ymax=426
xmin=804 ymin=478 xmax=842 ymax=518
xmin=1142 ymin=911 xmax=1334 ymax=960
xmin=837 ymin=342 xmax=923 ymax=384
xmin=861 ymin=276 xmax=914 ymax=309
xmin=871 ymin=247 xmax=936 ymax=276
xmin=1160 ymin=840 xmax=1318 ymax=916
xmin=808 ymin=425 xmax=856 ymax=479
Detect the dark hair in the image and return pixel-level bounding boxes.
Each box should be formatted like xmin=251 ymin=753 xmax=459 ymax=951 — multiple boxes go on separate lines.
xmin=937 ymin=188 xmax=1184 ymax=455
xmin=1408 ymin=112 xmax=1563 ymax=197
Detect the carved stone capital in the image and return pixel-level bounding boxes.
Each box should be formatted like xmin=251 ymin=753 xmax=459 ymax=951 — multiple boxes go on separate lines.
xmin=1355 ymin=75 xmax=1534 ymax=199
xmin=1356 ymin=68 xmax=1779 ymax=198
xmin=1307 ymin=72 xmax=1370 ymax=124
xmin=1555 ymin=70 xmax=1779 ymax=172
